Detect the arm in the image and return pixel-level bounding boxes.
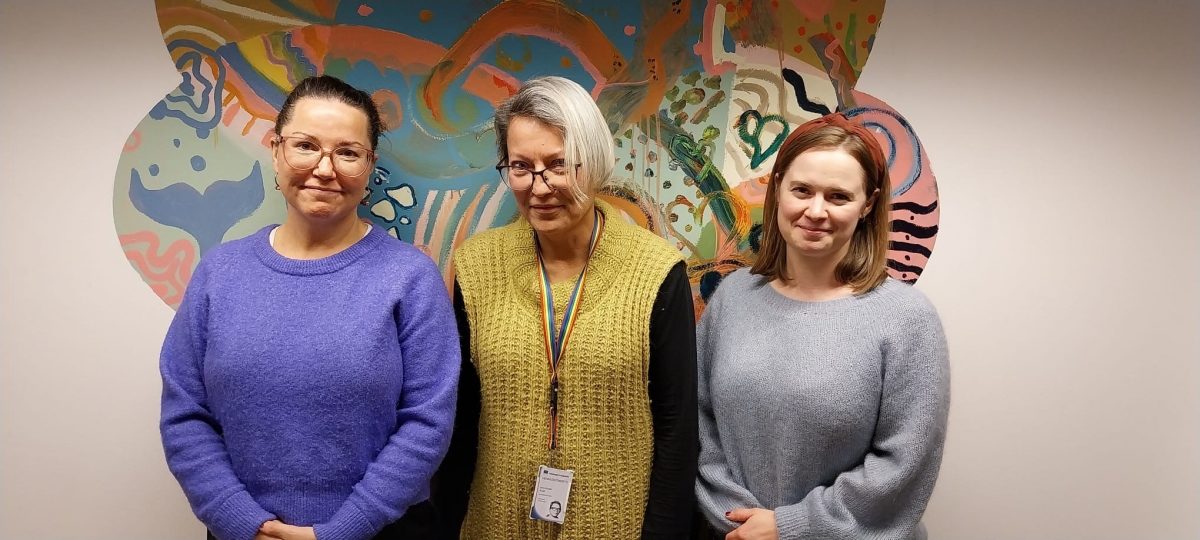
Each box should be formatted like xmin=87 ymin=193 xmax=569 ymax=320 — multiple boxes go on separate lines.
xmin=159 ymin=262 xmax=275 ymax=540
xmin=315 ymin=258 xmax=461 ymax=540
xmin=772 ymin=301 xmax=951 ymax=540
xmin=640 ymin=262 xmax=699 ymax=539
xmin=428 ymin=280 xmax=481 ymax=539
xmin=694 ymin=273 xmax=764 ymax=533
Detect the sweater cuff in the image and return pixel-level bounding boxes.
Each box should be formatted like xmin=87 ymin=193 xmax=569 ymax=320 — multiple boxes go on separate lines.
xmin=772 ymin=504 xmax=808 ymax=540
xmin=314 ymin=502 xmax=377 ymax=540
xmin=209 ymin=491 xmax=275 ymax=540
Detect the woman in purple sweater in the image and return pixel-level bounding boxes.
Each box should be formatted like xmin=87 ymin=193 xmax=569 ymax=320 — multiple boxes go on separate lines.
xmin=159 ymin=75 xmax=460 ymax=540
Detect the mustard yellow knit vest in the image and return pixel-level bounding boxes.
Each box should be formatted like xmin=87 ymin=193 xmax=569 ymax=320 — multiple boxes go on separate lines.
xmin=452 ymin=201 xmax=682 ymax=539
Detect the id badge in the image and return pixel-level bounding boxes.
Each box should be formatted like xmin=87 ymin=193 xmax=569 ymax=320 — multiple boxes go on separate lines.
xmin=529 ymin=465 xmax=574 ymax=524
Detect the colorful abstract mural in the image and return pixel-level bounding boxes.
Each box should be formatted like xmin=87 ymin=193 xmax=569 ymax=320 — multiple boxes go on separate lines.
xmin=114 ymin=0 xmax=939 ymax=311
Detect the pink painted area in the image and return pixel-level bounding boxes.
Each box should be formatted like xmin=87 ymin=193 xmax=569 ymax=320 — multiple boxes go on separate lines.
xmin=697 ymin=1 xmax=735 ymax=75
xmin=852 ymin=90 xmax=940 ymax=281
xmin=120 ymin=230 xmax=196 ymax=308
xmin=372 ymin=88 xmax=404 ymax=128
xmin=357 ymin=4 xmax=373 ymax=17
xmin=732 ymin=173 xmax=770 ymax=205
xmin=124 ymin=131 xmax=141 ymax=153
xmin=790 ymin=0 xmax=833 ymax=22
xmin=624 ymin=25 xmax=636 ymax=36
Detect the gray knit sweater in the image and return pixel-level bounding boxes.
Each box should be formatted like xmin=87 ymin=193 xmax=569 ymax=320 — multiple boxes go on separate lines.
xmin=695 ymin=268 xmax=950 ymax=540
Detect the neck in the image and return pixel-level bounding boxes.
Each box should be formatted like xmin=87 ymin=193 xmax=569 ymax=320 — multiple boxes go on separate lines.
xmin=536 ymin=204 xmax=598 ymax=266
xmin=274 ymin=213 xmax=367 ymax=260
xmin=775 ymin=248 xmax=851 ymax=300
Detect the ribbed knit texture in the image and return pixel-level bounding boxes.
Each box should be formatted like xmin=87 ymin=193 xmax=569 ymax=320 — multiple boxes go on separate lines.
xmin=159 ymin=225 xmax=460 ymax=540
xmin=696 ymin=268 xmax=950 ymax=540
xmin=452 ymin=201 xmax=682 ymax=540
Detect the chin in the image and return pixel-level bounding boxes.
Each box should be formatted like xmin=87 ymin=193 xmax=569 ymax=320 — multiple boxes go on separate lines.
xmin=298 ymin=205 xmax=351 ymax=222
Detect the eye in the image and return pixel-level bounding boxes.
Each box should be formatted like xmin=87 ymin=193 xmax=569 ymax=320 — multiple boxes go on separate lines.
xmin=830 ymin=192 xmax=851 ymax=202
xmin=508 ymin=162 xmax=532 ymax=176
xmin=790 ymin=184 xmax=810 ymax=196
xmin=335 ymin=147 xmax=365 ymax=161
xmin=291 ymin=139 xmax=319 ymax=152
xmin=548 ymin=162 xmax=569 ymax=175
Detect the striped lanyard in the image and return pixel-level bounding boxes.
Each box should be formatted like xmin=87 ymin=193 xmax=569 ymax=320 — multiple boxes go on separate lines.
xmin=535 ymin=206 xmax=604 ymax=450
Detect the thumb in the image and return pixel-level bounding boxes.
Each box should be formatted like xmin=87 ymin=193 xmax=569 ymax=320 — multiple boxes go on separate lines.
xmin=260 ymin=520 xmax=284 ymax=536
xmin=726 ymin=507 xmax=755 ymax=522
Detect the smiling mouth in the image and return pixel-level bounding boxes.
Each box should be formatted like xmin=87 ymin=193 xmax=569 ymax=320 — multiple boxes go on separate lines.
xmin=302 ymin=186 xmax=342 ymax=193
xmin=798 ymin=225 xmax=830 ymax=234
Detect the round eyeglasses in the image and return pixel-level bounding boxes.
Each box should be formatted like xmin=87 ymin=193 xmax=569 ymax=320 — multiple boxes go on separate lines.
xmin=274 ymin=135 xmax=375 ymax=177
xmin=496 ymin=160 xmax=581 ymax=191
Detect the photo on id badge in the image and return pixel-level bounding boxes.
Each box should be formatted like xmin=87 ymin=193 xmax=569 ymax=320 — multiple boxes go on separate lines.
xmin=530 ymin=465 xmax=573 ymax=524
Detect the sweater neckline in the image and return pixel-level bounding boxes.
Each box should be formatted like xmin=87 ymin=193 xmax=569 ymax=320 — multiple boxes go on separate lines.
xmin=252 ymin=223 xmax=385 ymax=276
xmin=506 ymin=200 xmax=627 ymax=317
xmin=754 ymin=273 xmax=902 ymax=312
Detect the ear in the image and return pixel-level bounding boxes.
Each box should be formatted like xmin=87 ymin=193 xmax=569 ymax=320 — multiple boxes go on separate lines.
xmin=862 ymin=188 xmax=880 ymax=219
xmin=268 ymin=137 xmax=283 ymax=176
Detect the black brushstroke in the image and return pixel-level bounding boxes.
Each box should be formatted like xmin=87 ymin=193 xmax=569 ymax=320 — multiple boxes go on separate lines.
xmin=887 ymin=259 xmax=926 ymax=278
xmin=748 ymin=223 xmax=763 ymax=253
xmin=890 ymin=220 xmax=939 ymax=239
xmin=888 ymin=241 xmax=933 ymax=258
xmin=782 ymin=68 xmax=832 ymax=116
xmin=891 ymin=200 xmax=939 ymax=214
xmin=699 ymin=270 xmax=724 ymax=301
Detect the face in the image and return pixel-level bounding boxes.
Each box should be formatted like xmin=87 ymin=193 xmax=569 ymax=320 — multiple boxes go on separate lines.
xmin=271 ymin=97 xmax=374 ymax=225
xmin=505 ymin=116 xmax=591 ymax=236
xmin=775 ymin=147 xmax=876 ymax=264
xmin=549 ymin=502 xmax=562 ymax=516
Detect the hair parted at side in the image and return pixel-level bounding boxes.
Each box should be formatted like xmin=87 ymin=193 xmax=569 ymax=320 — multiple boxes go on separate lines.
xmin=750 ymin=113 xmax=893 ymax=294
xmin=493 ymin=76 xmax=615 ymax=201
xmin=274 ymin=75 xmax=386 ymax=149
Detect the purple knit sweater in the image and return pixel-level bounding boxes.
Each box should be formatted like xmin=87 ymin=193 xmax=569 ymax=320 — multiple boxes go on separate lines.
xmin=159 ymin=225 xmax=459 ymax=540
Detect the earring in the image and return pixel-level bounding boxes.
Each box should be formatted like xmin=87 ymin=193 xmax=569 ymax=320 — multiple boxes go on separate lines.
xmin=273 ymin=175 xmax=280 ymax=190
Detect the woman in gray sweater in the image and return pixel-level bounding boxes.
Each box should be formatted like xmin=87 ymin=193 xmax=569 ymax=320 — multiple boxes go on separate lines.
xmin=695 ymin=113 xmax=950 ymax=540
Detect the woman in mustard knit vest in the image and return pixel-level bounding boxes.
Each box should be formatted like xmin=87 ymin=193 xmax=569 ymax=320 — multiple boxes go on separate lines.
xmin=429 ymin=76 xmax=698 ymax=539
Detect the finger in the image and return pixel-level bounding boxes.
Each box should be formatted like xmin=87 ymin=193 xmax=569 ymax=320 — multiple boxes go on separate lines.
xmin=725 ymin=529 xmax=742 ymax=540
xmin=726 ymin=508 xmax=754 ymax=522
xmin=260 ymin=521 xmax=277 ymax=535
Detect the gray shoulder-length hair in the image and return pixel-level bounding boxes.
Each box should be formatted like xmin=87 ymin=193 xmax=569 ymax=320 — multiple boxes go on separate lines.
xmin=493 ymin=76 xmax=615 ymax=201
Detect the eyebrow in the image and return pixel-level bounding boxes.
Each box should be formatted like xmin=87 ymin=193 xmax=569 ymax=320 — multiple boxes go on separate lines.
xmin=286 ymin=131 xmax=369 ymax=148
xmin=785 ymin=180 xmax=855 ymax=195
xmin=507 ymin=151 xmax=565 ymax=162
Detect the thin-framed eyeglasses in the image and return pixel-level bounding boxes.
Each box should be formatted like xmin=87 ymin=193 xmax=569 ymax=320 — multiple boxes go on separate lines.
xmin=274 ymin=135 xmax=375 ymax=177
xmin=495 ymin=160 xmax=581 ymax=191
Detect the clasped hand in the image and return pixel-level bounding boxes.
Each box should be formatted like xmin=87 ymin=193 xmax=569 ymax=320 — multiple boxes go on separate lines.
xmin=725 ymin=507 xmax=778 ymax=540
xmin=255 ymin=520 xmax=317 ymax=540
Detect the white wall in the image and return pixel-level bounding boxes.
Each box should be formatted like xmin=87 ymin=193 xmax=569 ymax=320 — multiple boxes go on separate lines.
xmin=2 ymin=1 xmax=1197 ymax=538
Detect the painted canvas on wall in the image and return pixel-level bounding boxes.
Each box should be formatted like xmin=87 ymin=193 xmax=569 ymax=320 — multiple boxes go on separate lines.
xmin=114 ymin=0 xmax=940 ymax=311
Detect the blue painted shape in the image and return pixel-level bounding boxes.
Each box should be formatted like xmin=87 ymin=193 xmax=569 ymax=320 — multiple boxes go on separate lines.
xmin=149 ymin=39 xmax=225 ymax=139
xmin=844 ymin=106 xmax=923 ymax=197
xmin=129 ymin=162 xmax=266 ymax=254
xmin=190 ymin=155 xmax=206 ymax=171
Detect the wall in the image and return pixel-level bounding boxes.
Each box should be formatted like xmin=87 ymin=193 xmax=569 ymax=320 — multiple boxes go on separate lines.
xmin=2 ymin=0 xmax=1197 ymax=538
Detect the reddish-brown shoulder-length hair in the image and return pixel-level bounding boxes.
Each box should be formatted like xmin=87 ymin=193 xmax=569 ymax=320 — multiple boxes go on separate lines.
xmin=749 ymin=113 xmax=892 ymax=293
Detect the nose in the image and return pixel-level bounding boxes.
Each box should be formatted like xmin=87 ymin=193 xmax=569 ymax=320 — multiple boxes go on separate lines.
xmin=529 ymin=172 xmax=555 ymax=197
xmin=313 ymin=153 xmax=336 ymax=178
xmin=804 ymin=195 xmax=827 ymax=219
